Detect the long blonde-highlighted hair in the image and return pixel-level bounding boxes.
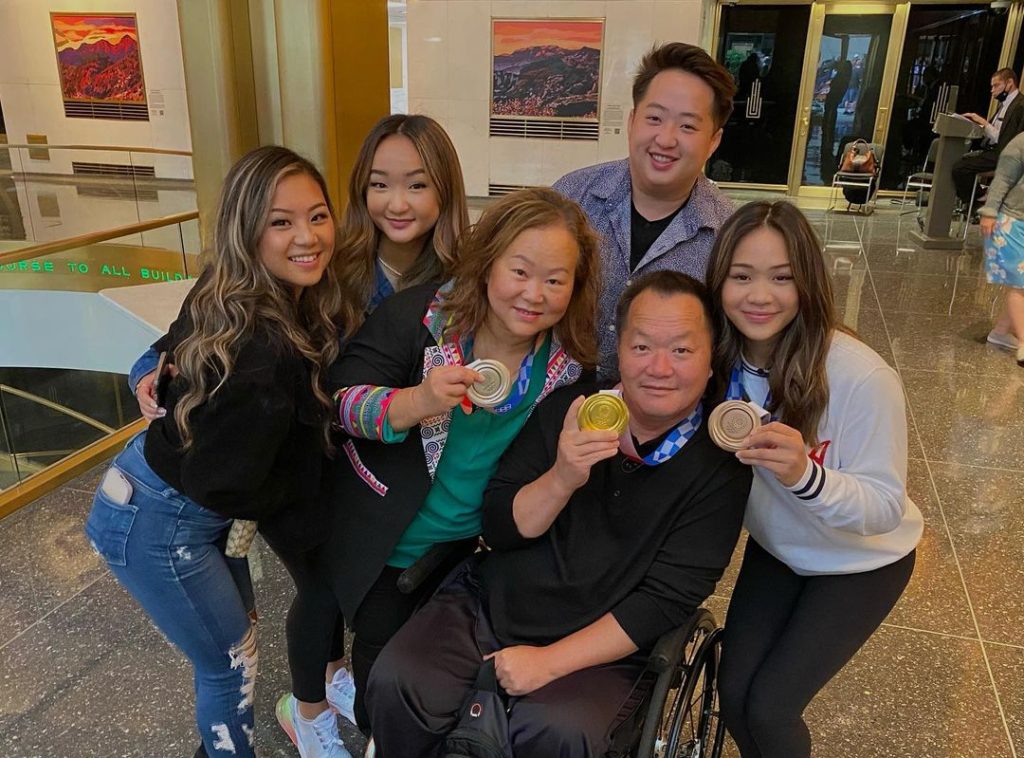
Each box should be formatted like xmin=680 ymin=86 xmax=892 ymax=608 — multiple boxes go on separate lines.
xmin=173 ymin=146 xmax=344 ymax=449
xmin=335 ymin=114 xmax=468 ymax=338
xmin=442 ymin=188 xmax=601 ymax=370
xmin=706 ymin=200 xmax=841 ymax=444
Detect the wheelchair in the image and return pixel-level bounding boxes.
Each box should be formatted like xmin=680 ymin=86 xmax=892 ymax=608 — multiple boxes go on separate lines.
xmin=369 ymin=546 xmax=728 ymax=758
xmin=616 ymin=608 xmax=726 ymax=758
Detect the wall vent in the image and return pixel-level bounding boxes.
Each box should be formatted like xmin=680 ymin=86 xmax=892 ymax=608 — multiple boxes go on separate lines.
xmin=489 ymin=118 xmax=599 ymax=141
xmin=72 ymin=162 xmax=158 ymax=201
xmin=487 ymin=183 xmax=534 ymax=197
xmin=72 ymin=161 xmax=156 ymax=179
xmin=64 ymin=102 xmax=149 ymax=121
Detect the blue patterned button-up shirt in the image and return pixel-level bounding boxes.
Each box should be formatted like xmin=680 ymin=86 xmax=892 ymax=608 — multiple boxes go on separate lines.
xmin=553 ymin=159 xmax=734 ymax=378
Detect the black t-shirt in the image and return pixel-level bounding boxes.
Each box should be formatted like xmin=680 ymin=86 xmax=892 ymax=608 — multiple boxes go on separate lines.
xmin=630 ymin=202 xmax=684 ymax=271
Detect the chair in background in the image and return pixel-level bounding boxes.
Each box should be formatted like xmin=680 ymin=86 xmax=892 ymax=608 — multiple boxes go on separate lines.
xmin=825 ymin=140 xmax=885 ymax=253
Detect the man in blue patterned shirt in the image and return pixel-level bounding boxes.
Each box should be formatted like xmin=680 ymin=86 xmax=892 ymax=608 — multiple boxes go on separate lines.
xmin=554 ymin=42 xmax=736 ymax=378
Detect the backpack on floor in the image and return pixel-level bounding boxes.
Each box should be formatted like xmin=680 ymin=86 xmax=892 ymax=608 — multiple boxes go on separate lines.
xmin=441 ymin=659 xmax=513 ymax=758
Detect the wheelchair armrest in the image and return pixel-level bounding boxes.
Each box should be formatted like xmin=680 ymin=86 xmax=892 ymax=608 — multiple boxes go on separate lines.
xmin=646 ymin=624 xmax=691 ymax=674
xmin=397 ymin=541 xmax=460 ymax=594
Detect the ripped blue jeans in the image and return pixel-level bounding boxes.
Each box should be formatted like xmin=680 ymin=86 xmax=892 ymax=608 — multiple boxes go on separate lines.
xmin=85 ymin=432 xmax=257 ymax=756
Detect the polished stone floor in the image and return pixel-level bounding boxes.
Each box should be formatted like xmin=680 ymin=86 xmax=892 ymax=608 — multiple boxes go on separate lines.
xmin=1 ymin=204 xmax=1022 ymax=757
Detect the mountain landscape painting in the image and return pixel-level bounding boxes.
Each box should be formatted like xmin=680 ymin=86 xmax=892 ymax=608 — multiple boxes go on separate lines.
xmin=492 ymin=19 xmax=603 ymax=121
xmin=51 ymin=14 xmax=146 ymax=105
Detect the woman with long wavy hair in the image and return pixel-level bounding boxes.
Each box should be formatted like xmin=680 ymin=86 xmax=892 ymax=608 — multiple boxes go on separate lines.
xmin=706 ymin=201 xmax=923 ymax=758
xmin=84 ymin=146 xmax=343 ymax=758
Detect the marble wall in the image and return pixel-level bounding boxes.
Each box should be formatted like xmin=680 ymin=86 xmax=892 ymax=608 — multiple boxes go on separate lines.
xmin=405 ymin=0 xmax=708 ymax=196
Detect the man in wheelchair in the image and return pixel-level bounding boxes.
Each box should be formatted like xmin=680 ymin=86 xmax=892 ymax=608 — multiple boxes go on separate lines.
xmin=366 ymin=272 xmax=751 ymax=757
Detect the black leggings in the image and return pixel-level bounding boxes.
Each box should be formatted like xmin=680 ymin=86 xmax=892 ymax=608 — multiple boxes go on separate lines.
xmin=277 ymin=546 xmax=346 ymax=704
xmin=718 ymin=539 xmax=915 ymax=758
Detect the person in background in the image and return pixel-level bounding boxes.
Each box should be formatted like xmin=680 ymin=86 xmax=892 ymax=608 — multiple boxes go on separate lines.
xmin=979 ymin=130 xmax=1024 ymax=367
xmin=952 ymin=68 xmax=1024 ymax=212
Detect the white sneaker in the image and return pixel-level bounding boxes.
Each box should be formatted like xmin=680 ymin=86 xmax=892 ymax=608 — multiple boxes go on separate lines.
xmin=326 ymin=668 xmax=357 ymax=726
xmin=987 ymin=329 xmax=1019 ymax=351
xmin=276 ymin=693 xmax=352 ymax=758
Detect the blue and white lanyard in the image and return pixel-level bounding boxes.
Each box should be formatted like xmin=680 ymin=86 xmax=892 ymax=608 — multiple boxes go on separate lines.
xmin=726 ymin=360 xmax=773 ymax=415
xmin=621 ymin=402 xmax=704 ymax=465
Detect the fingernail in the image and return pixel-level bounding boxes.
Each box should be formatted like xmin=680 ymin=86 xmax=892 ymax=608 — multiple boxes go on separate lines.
xmin=157 ymin=408 xmax=167 ymax=417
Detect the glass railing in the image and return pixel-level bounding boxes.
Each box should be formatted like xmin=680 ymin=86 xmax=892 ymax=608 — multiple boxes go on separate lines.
xmin=0 ymin=142 xmax=196 ymax=249
xmin=0 ymin=209 xmax=199 ymax=516
xmin=0 ymin=210 xmax=201 ymax=293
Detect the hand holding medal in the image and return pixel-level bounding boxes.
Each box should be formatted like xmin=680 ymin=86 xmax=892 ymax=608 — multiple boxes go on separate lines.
xmin=552 ymin=395 xmax=621 ymax=491
xmin=734 ymin=420 xmax=810 ymax=487
xmin=414 ymin=364 xmax=483 ymax=417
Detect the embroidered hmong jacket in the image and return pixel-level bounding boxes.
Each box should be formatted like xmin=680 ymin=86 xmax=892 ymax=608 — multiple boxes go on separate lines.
xmin=324 ymin=282 xmax=584 ymax=619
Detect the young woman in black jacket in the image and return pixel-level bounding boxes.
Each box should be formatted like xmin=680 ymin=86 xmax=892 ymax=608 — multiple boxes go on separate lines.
xmin=85 ymin=146 xmax=343 ymax=758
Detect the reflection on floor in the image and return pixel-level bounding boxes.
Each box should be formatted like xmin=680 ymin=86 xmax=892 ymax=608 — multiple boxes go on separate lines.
xmin=1 ymin=206 xmax=1022 ymax=758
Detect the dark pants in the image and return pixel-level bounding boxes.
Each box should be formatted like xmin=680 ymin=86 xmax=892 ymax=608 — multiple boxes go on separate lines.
xmin=718 ymin=540 xmax=916 ymax=758
xmin=276 ymin=547 xmax=346 ymax=704
xmin=366 ymin=562 xmax=644 ymax=757
xmin=350 ymin=545 xmax=475 ymax=731
xmin=952 ymin=149 xmax=997 ymax=205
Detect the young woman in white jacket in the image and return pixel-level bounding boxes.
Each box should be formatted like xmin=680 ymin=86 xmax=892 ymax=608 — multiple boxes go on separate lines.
xmin=707 ymin=200 xmax=923 ymax=758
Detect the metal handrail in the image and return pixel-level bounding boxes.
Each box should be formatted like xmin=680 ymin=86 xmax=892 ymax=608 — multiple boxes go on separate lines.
xmin=1 ymin=143 xmax=192 ymax=157
xmin=0 ymin=210 xmax=201 ymax=266
xmin=0 ymin=419 xmax=146 ymax=520
xmin=0 ymin=385 xmax=116 ymax=434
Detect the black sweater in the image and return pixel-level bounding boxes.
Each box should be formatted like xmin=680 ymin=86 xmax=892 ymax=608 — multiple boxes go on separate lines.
xmin=143 ymin=316 xmax=328 ymax=553
xmin=480 ymin=382 xmax=751 ymax=650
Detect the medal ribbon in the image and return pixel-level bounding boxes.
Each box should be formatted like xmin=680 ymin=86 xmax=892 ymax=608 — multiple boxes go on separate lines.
xmin=726 ymin=359 xmax=774 ymax=415
xmin=617 ymin=394 xmax=704 ymax=466
xmin=453 ymin=331 xmax=542 ymax=415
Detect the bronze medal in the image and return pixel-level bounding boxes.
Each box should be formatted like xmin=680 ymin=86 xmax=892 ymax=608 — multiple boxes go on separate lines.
xmin=708 ymin=400 xmax=762 ymax=452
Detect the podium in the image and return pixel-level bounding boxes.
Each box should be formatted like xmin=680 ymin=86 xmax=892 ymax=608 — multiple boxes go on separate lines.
xmin=910 ymin=113 xmax=984 ymax=249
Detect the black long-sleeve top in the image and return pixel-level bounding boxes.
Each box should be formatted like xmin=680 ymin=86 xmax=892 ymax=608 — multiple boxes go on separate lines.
xmin=143 ymin=314 xmax=328 ymax=553
xmin=480 ymin=382 xmax=751 ymax=650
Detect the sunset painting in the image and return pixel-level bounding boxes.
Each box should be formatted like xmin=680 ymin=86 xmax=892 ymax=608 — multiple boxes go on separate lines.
xmin=51 ymin=14 xmax=146 ymax=104
xmin=491 ymin=19 xmax=603 ymax=121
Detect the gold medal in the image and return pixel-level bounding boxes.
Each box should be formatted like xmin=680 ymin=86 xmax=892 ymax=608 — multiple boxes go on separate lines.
xmin=465 ymin=359 xmax=512 ymax=408
xmin=578 ymin=392 xmax=630 ymax=436
xmin=708 ymin=400 xmax=762 ymax=452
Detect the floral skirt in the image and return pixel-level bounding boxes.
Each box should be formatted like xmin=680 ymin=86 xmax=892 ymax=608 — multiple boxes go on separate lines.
xmin=984 ymin=213 xmax=1024 ymax=288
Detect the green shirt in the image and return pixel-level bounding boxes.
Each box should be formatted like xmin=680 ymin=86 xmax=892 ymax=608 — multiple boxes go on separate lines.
xmin=387 ymin=335 xmax=551 ymax=568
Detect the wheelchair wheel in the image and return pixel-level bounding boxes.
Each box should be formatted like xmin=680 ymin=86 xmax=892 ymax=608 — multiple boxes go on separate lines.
xmin=638 ymin=609 xmax=725 ymax=758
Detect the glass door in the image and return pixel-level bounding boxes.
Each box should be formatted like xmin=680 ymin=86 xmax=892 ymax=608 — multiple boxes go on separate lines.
xmin=711 ymin=4 xmax=813 ymax=187
xmin=880 ymin=6 xmax=1010 ymax=190
xmin=786 ymin=3 xmax=909 ymax=196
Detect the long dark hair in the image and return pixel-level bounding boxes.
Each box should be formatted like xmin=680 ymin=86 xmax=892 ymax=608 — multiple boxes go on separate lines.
xmin=335 ymin=114 xmax=468 ymax=338
xmin=174 ymin=146 xmax=343 ymax=448
xmin=706 ymin=201 xmax=841 ymax=444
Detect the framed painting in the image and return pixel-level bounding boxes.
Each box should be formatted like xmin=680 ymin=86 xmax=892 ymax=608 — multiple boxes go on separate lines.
xmin=491 ymin=19 xmax=604 ymax=122
xmin=51 ymin=13 xmax=148 ymax=120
